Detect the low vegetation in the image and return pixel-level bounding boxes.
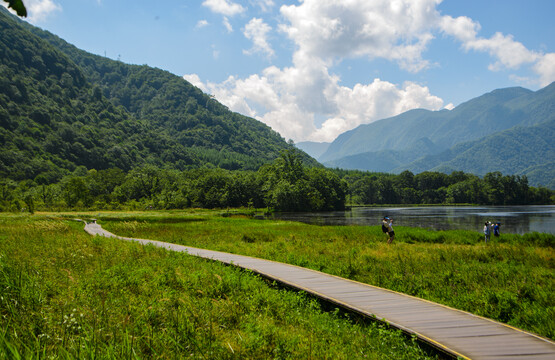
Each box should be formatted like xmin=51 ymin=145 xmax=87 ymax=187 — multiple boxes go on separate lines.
xmin=0 ymin=213 xmax=438 ymax=359
xmin=99 ymin=211 xmax=554 ymax=340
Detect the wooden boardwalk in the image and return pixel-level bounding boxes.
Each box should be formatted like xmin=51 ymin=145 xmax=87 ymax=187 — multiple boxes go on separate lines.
xmin=84 ymin=221 xmax=555 ymax=360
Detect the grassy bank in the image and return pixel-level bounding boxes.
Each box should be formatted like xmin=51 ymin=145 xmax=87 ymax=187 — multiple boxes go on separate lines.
xmin=97 ymin=210 xmax=554 ymax=340
xmin=0 ymin=213 xmax=437 ymax=359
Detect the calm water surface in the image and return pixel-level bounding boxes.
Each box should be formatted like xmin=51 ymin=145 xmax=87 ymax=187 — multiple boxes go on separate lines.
xmin=269 ymin=206 xmax=555 ymax=235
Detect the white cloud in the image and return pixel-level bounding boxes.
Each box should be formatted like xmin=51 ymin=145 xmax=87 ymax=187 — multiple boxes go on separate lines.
xmin=279 ymin=0 xmax=441 ymax=72
xmin=440 ymin=14 xmax=553 ymax=86
xmin=2 ymin=0 xmax=62 ymax=23
xmin=251 ymin=0 xmax=274 ymax=13
xmin=183 ymin=74 xmax=207 ymax=92
xmin=243 ymin=18 xmax=274 ymax=59
xmin=222 ymin=17 xmax=233 ymax=32
xmin=464 ymin=33 xmax=539 ymax=71
xmin=533 ymin=53 xmax=555 ymax=86
xmin=202 ymin=0 xmax=245 ymax=17
xmin=186 ymin=0 xmax=553 ymax=143
xmin=439 ymin=15 xmax=480 ymax=42
xmin=186 ymin=66 xmax=444 ymax=142
xmin=195 ymin=19 xmax=209 ymax=29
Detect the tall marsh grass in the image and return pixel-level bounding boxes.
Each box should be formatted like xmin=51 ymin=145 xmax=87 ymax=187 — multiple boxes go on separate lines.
xmin=101 ymin=211 xmax=554 ymax=340
xmin=0 ymin=213 xmax=436 ymax=359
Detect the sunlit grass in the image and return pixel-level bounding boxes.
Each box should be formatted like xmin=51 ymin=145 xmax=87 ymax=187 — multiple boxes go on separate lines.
xmin=100 ymin=210 xmax=554 ymax=340
xmin=0 ymin=213 xmax=437 ymax=359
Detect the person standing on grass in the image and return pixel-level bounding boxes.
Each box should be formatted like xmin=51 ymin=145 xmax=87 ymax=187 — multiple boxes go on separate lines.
xmin=493 ymin=222 xmax=500 ymax=238
xmin=382 ymin=216 xmax=390 ymax=240
xmin=484 ymin=221 xmax=491 ymax=243
xmin=385 ymin=217 xmax=395 ymax=244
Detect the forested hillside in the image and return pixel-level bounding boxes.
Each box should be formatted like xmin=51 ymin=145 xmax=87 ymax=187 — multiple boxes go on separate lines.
xmin=401 ymin=119 xmax=555 ymax=188
xmin=0 ymin=7 xmax=313 ymax=184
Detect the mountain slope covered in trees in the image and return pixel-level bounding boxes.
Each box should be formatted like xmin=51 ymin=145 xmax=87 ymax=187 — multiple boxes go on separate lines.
xmin=0 ymin=7 xmax=314 ymax=184
xmin=401 ymin=119 xmax=555 ymax=188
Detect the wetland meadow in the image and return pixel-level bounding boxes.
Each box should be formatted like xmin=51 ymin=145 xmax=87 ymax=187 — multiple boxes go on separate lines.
xmin=0 ymin=210 xmax=553 ymax=359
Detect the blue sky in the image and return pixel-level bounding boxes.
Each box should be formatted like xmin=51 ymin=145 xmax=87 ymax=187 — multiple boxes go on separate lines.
xmin=7 ymin=0 xmax=555 ymax=143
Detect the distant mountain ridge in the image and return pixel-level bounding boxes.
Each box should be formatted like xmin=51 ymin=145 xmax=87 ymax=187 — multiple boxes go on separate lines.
xmin=321 ymin=82 xmax=555 ymax=188
xmin=295 ymin=141 xmax=330 ymax=159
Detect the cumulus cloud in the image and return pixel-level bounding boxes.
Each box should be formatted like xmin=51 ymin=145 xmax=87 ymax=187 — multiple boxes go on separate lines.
xmin=465 ymin=33 xmax=539 ymax=71
xmin=183 ymin=74 xmax=207 ymax=92
xmin=186 ymin=0 xmax=553 ymax=142
xmin=439 ymin=15 xmax=480 ymax=42
xmin=184 ymin=0 xmax=451 ymax=142
xmin=440 ymin=14 xmax=554 ymax=85
xmin=279 ymin=0 xmax=441 ymax=72
xmin=185 ymin=67 xmax=444 ymax=142
xmin=534 ymin=53 xmax=555 ymax=86
xmin=202 ymin=0 xmax=245 ymax=17
xmin=243 ymin=18 xmax=274 ymax=59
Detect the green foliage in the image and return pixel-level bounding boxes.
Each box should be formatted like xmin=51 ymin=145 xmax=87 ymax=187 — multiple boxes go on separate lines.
xmin=0 ymin=153 xmax=346 ymax=211
xmin=338 ymin=169 xmax=553 ymax=206
xmin=3 ymin=0 xmax=26 ymax=17
xmin=260 ymin=150 xmax=347 ymax=211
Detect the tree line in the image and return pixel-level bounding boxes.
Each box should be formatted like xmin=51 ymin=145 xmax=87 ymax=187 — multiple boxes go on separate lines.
xmin=0 ymin=151 xmax=346 ymax=213
xmin=1 ymin=151 xmax=552 ymax=214
xmin=338 ymin=169 xmax=553 ymax=206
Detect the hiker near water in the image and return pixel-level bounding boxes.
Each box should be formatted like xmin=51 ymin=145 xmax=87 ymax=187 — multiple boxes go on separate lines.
xmin=493 ymin=222 xmax=500 ymax=237
xmin=382 ymin=216 xmax=395 ymax=244
xmin=483 ymin=221 xmax=491 ymax=243
xmin=381 ymin=217 xmax=390 ymax=240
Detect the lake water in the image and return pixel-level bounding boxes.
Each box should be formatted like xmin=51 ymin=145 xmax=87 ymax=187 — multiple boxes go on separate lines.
xmin=269 ymin=205 xmax=555 ymax=235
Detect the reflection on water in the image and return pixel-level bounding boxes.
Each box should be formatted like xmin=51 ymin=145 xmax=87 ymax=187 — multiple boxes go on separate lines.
xmin=269 ymin=206 xmax=555 ymax=235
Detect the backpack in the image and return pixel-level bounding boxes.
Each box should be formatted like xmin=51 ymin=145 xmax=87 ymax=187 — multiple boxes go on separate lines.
xmin=382 ymin=223 xmax=389 ymax=233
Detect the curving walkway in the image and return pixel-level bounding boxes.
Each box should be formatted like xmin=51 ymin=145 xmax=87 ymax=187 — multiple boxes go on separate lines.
xmin=84 ymin=221 xmax=555 ymax=360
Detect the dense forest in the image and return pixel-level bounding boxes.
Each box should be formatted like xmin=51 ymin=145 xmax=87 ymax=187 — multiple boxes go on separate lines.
xmin=1 ymin=149 xmax=552 ymax=213
xmin=1 ymin=150 xmax=347 ymax=212
xmin=0 ymin=8 xmax=315 ymax=185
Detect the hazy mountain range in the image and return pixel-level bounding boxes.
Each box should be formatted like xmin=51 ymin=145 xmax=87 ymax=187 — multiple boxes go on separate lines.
xmin=298 ymin=83 xmax=555 ymax=188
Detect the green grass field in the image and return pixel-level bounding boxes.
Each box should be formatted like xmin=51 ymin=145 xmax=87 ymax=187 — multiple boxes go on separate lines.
xmin=0 ymin=212 xmax=438 ymax=359
xmin=98 ymin=210 xmax=554 ymax=340
xmin=0 ymin=210 xmax=553 ymax=359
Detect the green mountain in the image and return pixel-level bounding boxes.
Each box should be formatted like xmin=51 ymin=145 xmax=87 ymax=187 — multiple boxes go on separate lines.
xmin=400 ymin=119 xmax=555 ymax=188
xmin=0 ymin=7 xmax=313 ymax=183
xmin=320 ymin=82 xmax=555 ymax=188
xmin=320 ymin=84 xmax=554 ymax=163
